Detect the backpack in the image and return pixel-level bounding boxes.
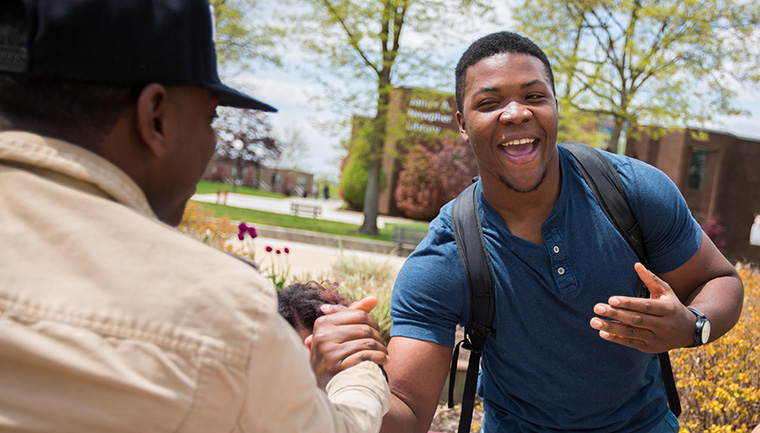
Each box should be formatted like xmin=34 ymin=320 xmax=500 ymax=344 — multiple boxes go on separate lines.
xmin=448 ymin=142 xmax=680 ymax=433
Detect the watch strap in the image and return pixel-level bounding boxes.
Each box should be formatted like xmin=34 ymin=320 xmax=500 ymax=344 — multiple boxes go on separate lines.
xmin=687 ymin=307 xmax=707 ymax=347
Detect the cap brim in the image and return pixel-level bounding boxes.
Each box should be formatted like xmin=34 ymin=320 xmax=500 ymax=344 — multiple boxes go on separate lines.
xmin=209 ymin=83 xmax=277 ymax=112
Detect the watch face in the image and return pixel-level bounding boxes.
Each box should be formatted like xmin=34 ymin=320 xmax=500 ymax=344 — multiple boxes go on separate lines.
xmin=701 ymin=321 xmax=711 ymax=344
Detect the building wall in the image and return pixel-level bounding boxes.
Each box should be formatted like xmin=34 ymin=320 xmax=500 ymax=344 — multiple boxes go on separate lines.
xmin=202 ymin=160 xmax=315 ymax=197
xmin=377 ymin=87 xmax=459 ymax=215
xmin=627 ymin=129 xmax=760 ymax=263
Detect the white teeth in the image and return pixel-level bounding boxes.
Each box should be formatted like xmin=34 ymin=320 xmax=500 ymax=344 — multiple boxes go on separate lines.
xmin=500 ymin=138 xmax=534 ymax=147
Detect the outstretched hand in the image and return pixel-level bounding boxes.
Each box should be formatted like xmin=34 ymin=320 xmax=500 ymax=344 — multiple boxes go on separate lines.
xmin=307 ymin=296 xmax=388 ymax=390
xmin=590 ymin=263 xmax=696 ymax=353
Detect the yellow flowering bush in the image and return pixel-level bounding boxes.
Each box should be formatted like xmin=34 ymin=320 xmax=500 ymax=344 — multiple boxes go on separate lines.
xmin=177 ymin=201 xmax=237 ymax=252
xmin=672 ymin=264 xmax=760 ymax=432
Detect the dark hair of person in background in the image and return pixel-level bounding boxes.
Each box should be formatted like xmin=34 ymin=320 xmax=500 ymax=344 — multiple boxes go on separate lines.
xmin=278 ymin=281 xmax=352 ymax=339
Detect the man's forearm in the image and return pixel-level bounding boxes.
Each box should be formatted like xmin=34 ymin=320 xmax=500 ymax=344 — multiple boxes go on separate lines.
xmin=687 ymin=272 xmax=744 ymax=344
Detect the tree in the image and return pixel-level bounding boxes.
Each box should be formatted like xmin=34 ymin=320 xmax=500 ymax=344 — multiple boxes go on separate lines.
xmin=514 ymin=0 xmax=760 ymax=153
xmin=282 ymin=0 xmax=493 ymax=235
xmin=214 ymin=107 xmax=279 ymax=189
xmin=269 ymin=124 xmax=310 ymax=171
xmin=210 ymin=0 xmax=282 ymax=66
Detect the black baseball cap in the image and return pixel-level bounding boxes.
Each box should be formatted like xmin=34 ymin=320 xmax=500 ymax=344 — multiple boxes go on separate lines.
xmin=0 ymin=0 xmax=277 ymax=112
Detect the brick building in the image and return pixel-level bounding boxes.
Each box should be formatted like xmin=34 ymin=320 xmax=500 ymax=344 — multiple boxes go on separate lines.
xmin=626 ymin=129 xmax=760 ymax=262
xmin=202 ymin=159 xmax=315 ymax=197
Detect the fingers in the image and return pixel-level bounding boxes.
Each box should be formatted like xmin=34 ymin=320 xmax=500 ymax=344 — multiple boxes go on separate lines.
xmin=320 ymin=296 xmax=378 ymax=315
xmin=589 ymin=262 xmax=685 ymax=353
xmin=309 ymin=304 xmax=389 ymax=389
xmin=634 ymin=262 xmax=673 ymax=299
xmin=349 ymin=296 xmax=378 ymax=314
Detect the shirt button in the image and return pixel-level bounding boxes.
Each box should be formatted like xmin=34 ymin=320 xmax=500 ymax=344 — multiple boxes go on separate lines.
xmin=557 ymin=267 xmax=565 ymax=275
xmin=553 ymin=246 xmax=560 ymax=254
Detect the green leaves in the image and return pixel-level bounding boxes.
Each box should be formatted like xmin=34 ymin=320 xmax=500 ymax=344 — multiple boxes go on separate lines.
xmin=515 ymin=0 xmax=760 ymax=152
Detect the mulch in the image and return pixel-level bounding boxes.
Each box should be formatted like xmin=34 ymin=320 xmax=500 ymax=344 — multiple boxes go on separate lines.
xmin=429 ymin=402 xmax=484 ymax=433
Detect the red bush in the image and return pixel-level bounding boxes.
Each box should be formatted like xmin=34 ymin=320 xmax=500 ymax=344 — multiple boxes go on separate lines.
xmin=394 ymin=137 xmax=478 ymax=220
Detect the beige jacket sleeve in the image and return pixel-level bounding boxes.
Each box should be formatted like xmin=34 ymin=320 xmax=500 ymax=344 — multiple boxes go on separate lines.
xmin=240 ymin=310 xmax=390 ymax=433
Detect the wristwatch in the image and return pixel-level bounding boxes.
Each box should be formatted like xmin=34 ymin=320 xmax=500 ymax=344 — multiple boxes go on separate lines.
xmin=687 ymin=307 xmax=711 ymax=347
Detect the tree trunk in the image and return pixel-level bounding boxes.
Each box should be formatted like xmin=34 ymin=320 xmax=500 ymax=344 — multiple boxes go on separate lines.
xmin=607 ymin=116 xmax=625 ymax=154
xmin=358 ymin=82 xmax=391 ymax=236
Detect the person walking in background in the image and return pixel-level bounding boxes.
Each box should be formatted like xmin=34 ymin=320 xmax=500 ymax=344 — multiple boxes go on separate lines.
xmin=0 ymin=1 xmax=389 ymax=432
xmin=324 ymin=183 xmax=331 ymax=200
xmin=750 ymin=213 xmax=760 ymax=246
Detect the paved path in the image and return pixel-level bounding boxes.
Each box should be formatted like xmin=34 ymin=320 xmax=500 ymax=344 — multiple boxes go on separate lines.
xmin=192 ymin=192 xmax=417 ymax=228
xmin=192 ymin=192 xmax=415 ymax=279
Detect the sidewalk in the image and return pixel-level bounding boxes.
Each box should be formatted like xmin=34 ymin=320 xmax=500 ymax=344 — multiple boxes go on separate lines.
xmin=191 ymin=192 xmax=422 ymax=277
xmin=192 ymin=192 xmax=417 ymax=228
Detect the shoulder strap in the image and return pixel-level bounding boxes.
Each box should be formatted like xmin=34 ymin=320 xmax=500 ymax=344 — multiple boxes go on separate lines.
xmin=562 ymin=142 xmax=681 ymax=417
xmin=450 ymin=182 xmax=495 ymax=433
xmin=561 ymin=142 xmax=645 ymax=262
xmin=452 ymin=182 xmax=496 ymax=350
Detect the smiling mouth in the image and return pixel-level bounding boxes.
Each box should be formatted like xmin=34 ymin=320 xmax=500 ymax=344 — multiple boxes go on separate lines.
xmin=499 ymin=138 xmax=535 ymax=148
xmin=498 ymin=137 xmax=538 ymax=161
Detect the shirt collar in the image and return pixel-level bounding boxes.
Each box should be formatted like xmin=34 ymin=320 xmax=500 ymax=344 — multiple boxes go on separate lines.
xmin=0 ymin=130 xmax=156 ymax=219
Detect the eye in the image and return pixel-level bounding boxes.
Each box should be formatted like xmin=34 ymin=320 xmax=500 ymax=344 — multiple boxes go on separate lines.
xmin=476 ymin=99 xmax=499 ymax=110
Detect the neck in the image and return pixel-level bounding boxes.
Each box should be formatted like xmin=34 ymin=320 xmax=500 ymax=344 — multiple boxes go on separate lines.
xmin=480 ymin=153 xmax=562 ymax=244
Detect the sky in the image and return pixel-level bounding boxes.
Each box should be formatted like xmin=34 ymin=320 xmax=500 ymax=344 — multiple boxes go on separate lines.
xmin=221 ymin=6 xmax=760 ymax=183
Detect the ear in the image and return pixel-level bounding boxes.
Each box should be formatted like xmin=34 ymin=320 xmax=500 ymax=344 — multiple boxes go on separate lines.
xmin=134 ymin=83 xmax=171 ymax=158
xmin=456 ymin=111 xmax=469 ymax=143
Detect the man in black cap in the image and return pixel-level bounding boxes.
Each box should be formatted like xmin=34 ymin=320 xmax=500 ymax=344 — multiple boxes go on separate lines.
xmin=0 ymin=1 xmax=390 ymax=431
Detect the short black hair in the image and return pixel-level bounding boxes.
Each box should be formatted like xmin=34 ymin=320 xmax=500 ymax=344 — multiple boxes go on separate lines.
xmin=0 ymin=0 xmax=138 ymax=148
xmin=455 ymin=31 xmax=555 ymax=113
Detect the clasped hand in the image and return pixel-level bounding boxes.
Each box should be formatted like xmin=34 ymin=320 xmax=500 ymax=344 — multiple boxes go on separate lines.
xmin=590 ymin=263 xmax=696 ymax=353
xmin=307 ymin=296 xmax=389 ymax=390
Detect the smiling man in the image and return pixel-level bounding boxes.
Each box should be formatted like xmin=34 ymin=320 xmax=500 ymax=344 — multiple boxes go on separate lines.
xmin=373 ymin=31 xmax=743 ymax=432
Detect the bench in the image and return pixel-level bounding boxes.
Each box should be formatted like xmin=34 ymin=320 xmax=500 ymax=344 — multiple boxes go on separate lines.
xmin=391 ymin=226 xmax=429 ymax=253
xmin=290 ymin=202 xmax=322 ymax=218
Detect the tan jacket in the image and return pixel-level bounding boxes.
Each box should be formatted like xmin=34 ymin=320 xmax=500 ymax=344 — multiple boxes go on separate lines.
xmin=0 ymin=131 xmax=390 ymax=433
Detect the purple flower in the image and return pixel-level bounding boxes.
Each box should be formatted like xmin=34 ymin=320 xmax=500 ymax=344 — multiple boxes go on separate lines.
xmin=248 ymin=227 xmax=258 ymax=239
xmin=283 ymin=247 xmax=290 ymax=254
xmin=237 ymin=232 xmax=245 ymax=241
xmin=238 ymin=222 xmax=248 ymax=232
xmin=275 ymin=249 xmax=281 ymax=255
xmin=265 ymin=246 xmax=273 ymax=253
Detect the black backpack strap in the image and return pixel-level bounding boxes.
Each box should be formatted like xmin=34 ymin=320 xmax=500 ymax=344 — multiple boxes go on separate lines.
xmin=450 ymin=182 xmax=495 ymax=433
xmin=562 ymin=142 xmax=645 ymax=261
xmin=562 ymin=142 xmax=681 ymax=417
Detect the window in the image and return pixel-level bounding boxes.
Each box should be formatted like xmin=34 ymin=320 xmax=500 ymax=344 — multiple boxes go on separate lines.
xmin=688 ymin=148 xmax=707 ymax=190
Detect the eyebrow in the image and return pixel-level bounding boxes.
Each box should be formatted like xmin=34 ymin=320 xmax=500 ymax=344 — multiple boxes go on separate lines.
xmin=473 ymin=79 xmax=544 ymax=96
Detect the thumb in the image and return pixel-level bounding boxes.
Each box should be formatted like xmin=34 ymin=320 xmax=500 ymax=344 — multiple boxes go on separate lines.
xmin=348 ymin=296 xmax=378 ymax=314
xmin=634 ymin=262 xmax=672 ymax=300
xmin=304 ymin=335 xmax=313 ymax=350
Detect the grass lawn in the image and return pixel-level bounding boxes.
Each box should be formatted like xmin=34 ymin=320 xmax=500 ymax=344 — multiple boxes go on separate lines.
xmin=193 ymin=201 xmax=428 ymax=243
xmin=195 ymin=180 xmax=287 ymax=198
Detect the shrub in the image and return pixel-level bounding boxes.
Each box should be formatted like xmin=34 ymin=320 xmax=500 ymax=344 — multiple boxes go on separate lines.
xmin=394 ymin=144 xmax=440 ymax=220
xmin=699 ymin=213 xmax=728 ymax=255
xmin=339 ymin=121 xmax=386 ymax=210
xmin=177 ymin=201 xmax=237 ymax=252
xmin=672 ymin=264 xmax=760 ymax=432
xmin=395 ymin=137 xmax=478 ymax=221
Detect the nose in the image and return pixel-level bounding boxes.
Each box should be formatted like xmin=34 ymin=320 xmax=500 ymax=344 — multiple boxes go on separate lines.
xmin=499 ymin=101 xmax=531 ymax=124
